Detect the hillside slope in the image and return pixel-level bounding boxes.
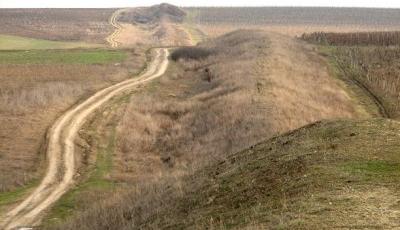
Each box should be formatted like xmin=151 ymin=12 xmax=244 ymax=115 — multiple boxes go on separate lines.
xmin=50 ymin=119 xmax=400 ymax=229
xmin=134 ymin=119 xmax=400 ymax=229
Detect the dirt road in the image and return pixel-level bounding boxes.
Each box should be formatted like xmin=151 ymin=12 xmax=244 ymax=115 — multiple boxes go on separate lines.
xmin=0 ymin=48 xmax=169 ymax=230
xmin=106 ymin=9 xmax=125 ymax=48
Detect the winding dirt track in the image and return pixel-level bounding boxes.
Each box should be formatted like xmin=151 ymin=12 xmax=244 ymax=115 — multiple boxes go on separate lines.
xmin=106 ymin=9 xmax=125 ymax=48
xmin=0 ymin=48 xmax=169 ymax=230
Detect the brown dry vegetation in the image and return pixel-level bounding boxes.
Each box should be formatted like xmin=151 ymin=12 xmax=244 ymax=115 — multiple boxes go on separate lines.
xmin=302 ymin=31 xmax=400 ymax=119
xmin=0 ymin=49 xmax=146 ymax=193
xmin=0 ymin=9 xmax=114 ymax=43
xmin=49 ymin=30 xmax=365 ymax=229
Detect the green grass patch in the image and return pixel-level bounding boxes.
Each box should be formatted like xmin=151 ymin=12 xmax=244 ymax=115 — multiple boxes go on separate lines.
xmin=0 ymin=49 xmax=127 ymax=65
xmin=45 ymin=126 xmax=116 ymax=223
xmin=0 ymin=34 xmax=102 ymax=50
xmin=343 ymin=161 xmax=400 ymax=176
xmin=0 ymin=180 xmax=39 ymax=208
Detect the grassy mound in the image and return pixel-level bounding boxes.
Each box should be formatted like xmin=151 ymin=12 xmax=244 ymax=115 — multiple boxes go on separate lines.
xmin=52 ymin=119 xmax=400 ymax=229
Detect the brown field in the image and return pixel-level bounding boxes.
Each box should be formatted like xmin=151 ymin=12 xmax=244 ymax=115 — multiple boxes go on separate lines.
xmin=185 ymin=7 xmax=400 ymax=38
xmin=48 ymin=30 xmax=368 ymax=229
xmin=0 ymin=49 xmax=146 ymax=194
xmin=0 ymin=9 xmax=115 ymax=43
xmin=186 ymin=7 xmax=400 ymax=27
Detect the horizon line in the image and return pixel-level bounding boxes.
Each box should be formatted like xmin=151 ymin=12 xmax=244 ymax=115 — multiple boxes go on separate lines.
xmin=1 ymin=5 xmax=400 ymax=9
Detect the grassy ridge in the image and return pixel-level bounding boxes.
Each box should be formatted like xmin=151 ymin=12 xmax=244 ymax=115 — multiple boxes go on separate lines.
xmin=136 ymin=119 xmax=400 ymax=229
xmin=0 ymin=35 xmax=101 ymax=50
xmin=0 ymin=49 xmax=127 ymax=64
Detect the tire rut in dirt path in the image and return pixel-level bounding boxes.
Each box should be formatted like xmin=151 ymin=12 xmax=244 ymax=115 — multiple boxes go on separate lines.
xmin=0 ymin=48 xmax=169 ymax=230
xmin=106 ymin=9 xmax=125 ymax=48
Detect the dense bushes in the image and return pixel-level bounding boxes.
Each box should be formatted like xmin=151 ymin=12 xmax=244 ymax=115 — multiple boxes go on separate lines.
xmin=170 ymin=47 xmax=214 ymax=61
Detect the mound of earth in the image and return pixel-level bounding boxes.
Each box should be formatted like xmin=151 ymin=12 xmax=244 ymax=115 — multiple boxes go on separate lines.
xmin=119 ymin=3 xmax=186 ymax=24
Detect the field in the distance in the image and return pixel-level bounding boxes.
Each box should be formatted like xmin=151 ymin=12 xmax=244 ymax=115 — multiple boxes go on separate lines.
xmin=185 ymin=7 xmax=400 ymax=37
xmin=0 ymin=9 xmax=115 ymax=44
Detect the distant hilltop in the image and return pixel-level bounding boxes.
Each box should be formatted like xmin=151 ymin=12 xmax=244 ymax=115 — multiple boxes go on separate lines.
xmin=119 ymin=3 xmax=186 ymax=24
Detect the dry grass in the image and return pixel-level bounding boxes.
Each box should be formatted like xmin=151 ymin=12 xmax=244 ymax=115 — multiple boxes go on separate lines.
xmin=0 ymin=49 xmax=146 ymax=194
xmin=0 ymin=65 xmax=114 ymax=114
xmin=48 ymin=30 xmax=365 ymax=229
